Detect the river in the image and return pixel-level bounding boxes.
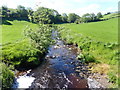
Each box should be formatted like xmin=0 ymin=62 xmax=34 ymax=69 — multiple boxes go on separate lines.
xmin=12 ymin=30 xmax=105 ymax=89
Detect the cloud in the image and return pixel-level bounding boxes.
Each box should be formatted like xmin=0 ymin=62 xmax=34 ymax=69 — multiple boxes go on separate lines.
xmin=74 ymin=0 xmax=119 ymax=3
xmin=78 ymin=4 xmax=100 ymax=15
xmin=0 ymin=0 xmax=119 ymax=16
xmin=34 ymin=0 xmax=118 ymax=16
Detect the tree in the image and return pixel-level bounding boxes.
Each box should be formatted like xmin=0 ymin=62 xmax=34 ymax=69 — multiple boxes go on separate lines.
xmin=33 ymin=7 xmax=54 ymax=24
xmin=67 ymin=13 xmax=80 ymax=23
xmin=33 ymin=7 xmax=63 ymax=24
xmin=27 ymin=7 xmax=34 ymax=22
xmin=61 ymin=13 xmax=68 ymax=23
xmin=8 ymin=8 xmax=18 ymax=18
xmin=17 ymin=5 xmax=28 ymax=18
xmin=1 ymin=6 xmax=8 ymax=17
xmin=91 ymin=13 xmax=96 ymax=21
xmin=53 ymin=10 xmax=62 ymax=24
xmin=97 ymin=12 xmax=103 ymax=19
xmin=81 ymin=13 xmax=92 ymax=23
xmin=80 ymin=13 xmax=98 ymax=23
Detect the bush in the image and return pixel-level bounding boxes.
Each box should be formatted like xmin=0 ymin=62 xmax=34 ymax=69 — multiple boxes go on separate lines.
xmin=77 ymin=52 xmax=96 ymax=63
xmin=2 ymin=24 xmax=53 ymax=70
xmin=2 ymin=39 xmax=42 ymax=69
xmin=0 ymin=62 xmax=14 ymax=89
xmin=25 ymin=24 xmax=53 ymax=52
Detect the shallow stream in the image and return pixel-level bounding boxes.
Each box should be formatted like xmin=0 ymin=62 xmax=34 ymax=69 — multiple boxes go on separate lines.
xmin=12 ymin=30 xmax=104 ymax=89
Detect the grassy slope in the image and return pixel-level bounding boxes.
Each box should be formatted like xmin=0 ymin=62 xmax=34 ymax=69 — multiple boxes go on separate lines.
xmin=1 ymin=20 xmax=38 ymax=44
xmin=60 ymin=18 xmax=118 ymax=43
xmin=101 ymin=13 xmax=120 ymax=20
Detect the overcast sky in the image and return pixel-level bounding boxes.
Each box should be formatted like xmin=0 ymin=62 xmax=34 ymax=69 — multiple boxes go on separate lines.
xmin=0 ymin=0 xmax=119 ymax=16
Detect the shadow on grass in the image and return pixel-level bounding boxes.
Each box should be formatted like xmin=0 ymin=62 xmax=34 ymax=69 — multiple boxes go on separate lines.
xmin=0 ymin=17 xmax=31 ymax=25
xmin=1 ymin=20 xmax=12 ymax=25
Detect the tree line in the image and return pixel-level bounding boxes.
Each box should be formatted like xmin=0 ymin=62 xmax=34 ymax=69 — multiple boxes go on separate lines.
xmin=0 ymin=5 xmax=103 ymax=24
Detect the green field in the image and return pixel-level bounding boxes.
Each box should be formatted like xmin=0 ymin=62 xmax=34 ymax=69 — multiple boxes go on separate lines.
xmin=1 ymin=20 xmax=38 ymax=44
xmin=60 ymin=18 xmax=118 ymax=43
xmin=101 ymin=13 xmax=120 ymax=20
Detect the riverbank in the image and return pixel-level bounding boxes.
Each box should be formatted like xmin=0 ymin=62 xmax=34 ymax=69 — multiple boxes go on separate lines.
xmin=1 ymin=24 xmax=53 ymax=89
xmin=58 ymin=22 xmax=118 ymax=88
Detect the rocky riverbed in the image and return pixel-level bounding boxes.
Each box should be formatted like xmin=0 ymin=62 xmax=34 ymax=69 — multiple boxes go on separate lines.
xmin=12 ymin=30 xmax=111 ymax=89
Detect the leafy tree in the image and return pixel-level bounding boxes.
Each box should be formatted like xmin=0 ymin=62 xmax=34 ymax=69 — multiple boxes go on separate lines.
xmin=91 ymin=13 xmax=96 ymax=21
xmin=9 ymin=9 xmax=19 ymax=18
xmin=32 ymin=7 xmax=63 ymax=24
xmin=68 ymin=13 xmax=80 ymax=23
xmin=97 ymin=12 xmax=103 ymax=19
xmin=80 ymin=13 xmax=98 ymax=23
xmin=61 ymin=13 xmax=68 ymax=23
xmin=33 ymin=7 xmax=55 ymax=24
xmin=27 ymin=7 xmax=34 ymax=22
xmin=54 ymin=14 xmax=62 ymax=23
xmin=1 ymin=6 xmax=8 ymax=17
xmin=75 ymin=18 xmax=82 ymax=24
xmin=81 ymin=13 xmax=92 ymax=23
xmin=17 ymin=5 xmax=28 ymax=18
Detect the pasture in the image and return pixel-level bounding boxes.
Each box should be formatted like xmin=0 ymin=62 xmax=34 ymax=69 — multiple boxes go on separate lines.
xmin=60 ymin=18 xmax=118 ymax=43
xmin=1 ymin=20 xmax=38 ymax=44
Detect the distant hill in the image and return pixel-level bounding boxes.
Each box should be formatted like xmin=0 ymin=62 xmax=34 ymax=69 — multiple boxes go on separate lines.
xmin=101 ymin=12 xmax=120 ymax=20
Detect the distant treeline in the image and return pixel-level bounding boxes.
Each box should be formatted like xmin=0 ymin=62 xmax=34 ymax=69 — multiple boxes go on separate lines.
xmin=1 ymin=5 xmax=105 ymax=24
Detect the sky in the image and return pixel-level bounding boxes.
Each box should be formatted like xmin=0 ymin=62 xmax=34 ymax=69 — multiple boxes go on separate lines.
xmin=0 ymin=0 xmax=119 ymax=16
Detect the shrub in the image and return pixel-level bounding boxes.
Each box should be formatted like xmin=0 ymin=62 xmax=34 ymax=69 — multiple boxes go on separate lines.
xmin=2 ymin=39 xmax=42 ymax=69
xmin=25 ymin=24 xmax=53 ymax=52
xmin=77 ymin=52 xmax=96 ymax=63
xmin=0 ymin=62 xmax=14 ymax=89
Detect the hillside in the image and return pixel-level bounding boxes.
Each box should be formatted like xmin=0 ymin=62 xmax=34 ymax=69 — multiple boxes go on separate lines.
xmin=60 ymin=18 xmax=118 ymax=43
xmin=101 ymin=12 xmax=120 ymax=20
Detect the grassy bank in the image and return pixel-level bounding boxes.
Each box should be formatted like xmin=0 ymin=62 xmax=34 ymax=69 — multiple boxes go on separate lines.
xmin=2 ymin=23 xmax=53 ymax=69
xmin=1 ymin=20 xmax=53 ymax=88
xmin=59 ymin=18 xmax=119 ymax=88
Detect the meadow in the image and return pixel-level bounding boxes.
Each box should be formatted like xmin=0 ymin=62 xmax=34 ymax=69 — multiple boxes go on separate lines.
xmin=101 ymin=12 xmax=120 ymax=20
xmin=1 ymin=20 xmax=38 ymax=44
xmin=59 ymin=18 xmax=119 ymax=87
xmin=59 ymin=18 xmax=118 ymax=43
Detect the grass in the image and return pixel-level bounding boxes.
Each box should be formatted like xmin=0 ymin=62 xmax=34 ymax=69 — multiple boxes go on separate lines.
xmin=1 ymin=20 xmax=53 ymax=88
xmin=1 ymin=23 xmax=53 ymax=69
xmin=59 ymin=18 xmax=118 ymax=43
xmin=1 ymin=20 xmax=38 ymax=44
xmin=101 ymin=13 xmax=120 ymax=20
xmin=59 ymin=18 xmax=119 ymax=88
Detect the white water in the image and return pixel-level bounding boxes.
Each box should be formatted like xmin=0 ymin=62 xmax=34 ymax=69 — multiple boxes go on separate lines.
xmin=12 ymin=74 xmax=35 ymax=88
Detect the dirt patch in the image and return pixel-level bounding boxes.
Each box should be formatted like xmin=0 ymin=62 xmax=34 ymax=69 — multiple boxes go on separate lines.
xmin=90 ymin=63 xmax=110 ymax=75
xmin=88 ymin=63 xmax=112 ymax=88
